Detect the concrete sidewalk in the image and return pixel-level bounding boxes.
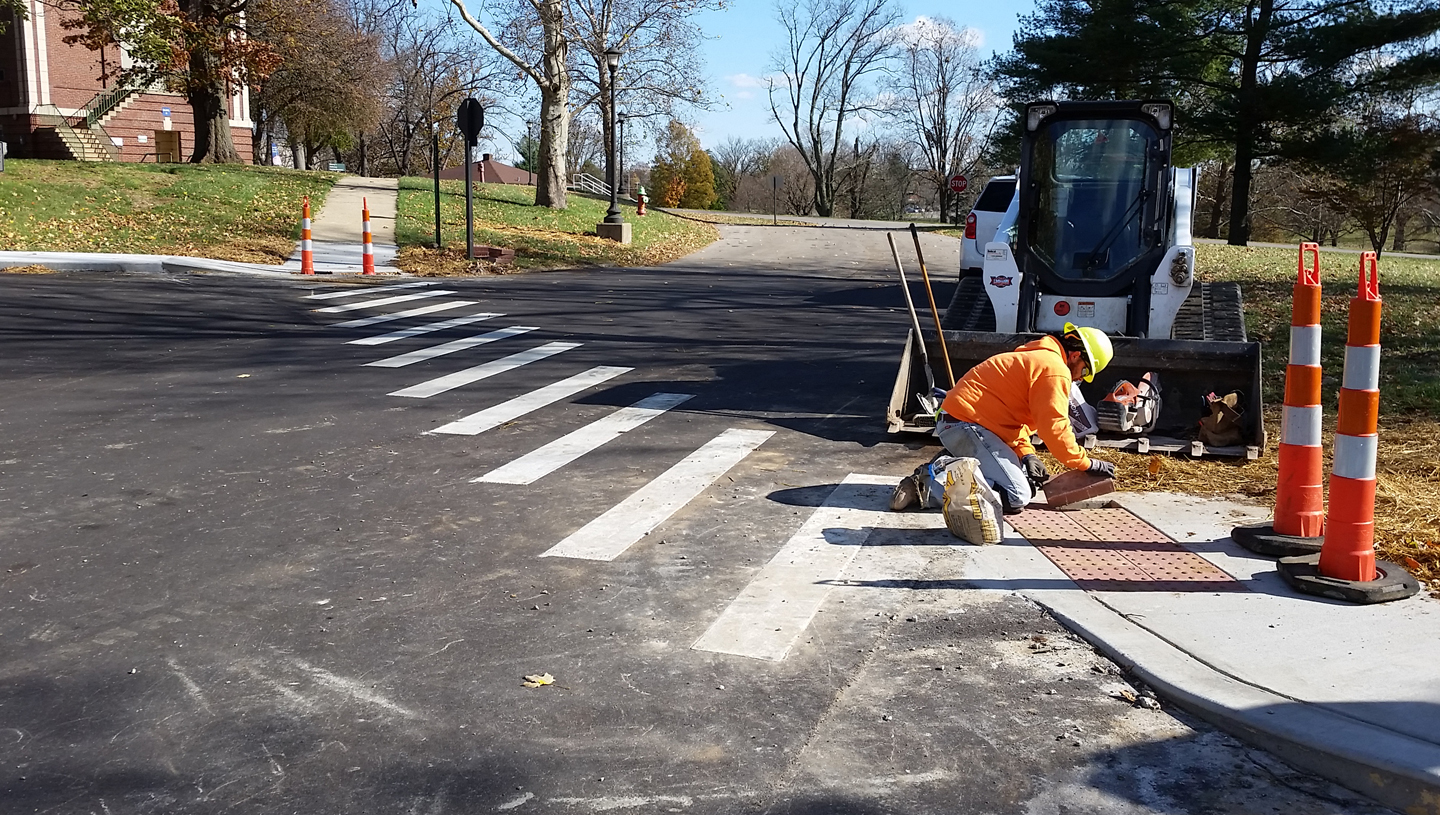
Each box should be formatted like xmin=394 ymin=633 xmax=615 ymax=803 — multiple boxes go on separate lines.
xmin=964 ymin=491 xmax=1440 ymax=814
xmin=294 ymin=175 xmax=401 ymax=273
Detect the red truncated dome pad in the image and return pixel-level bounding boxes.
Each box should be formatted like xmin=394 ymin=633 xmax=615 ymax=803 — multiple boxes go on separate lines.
xmin=1009 ymin=506 xmax=1245 ymax=592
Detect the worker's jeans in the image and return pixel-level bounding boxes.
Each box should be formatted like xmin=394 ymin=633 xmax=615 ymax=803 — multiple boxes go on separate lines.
xmin=932 ymin=416 xmax=1033 ymax=512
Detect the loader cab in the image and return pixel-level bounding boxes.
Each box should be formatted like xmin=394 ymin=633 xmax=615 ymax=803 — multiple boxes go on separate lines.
xmin=1014 ymin=100 xmax=1175 ymax=336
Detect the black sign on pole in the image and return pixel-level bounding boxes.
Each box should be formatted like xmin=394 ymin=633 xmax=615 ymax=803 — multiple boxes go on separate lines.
xmin=457 ymin=98 xmax=485 ymax=259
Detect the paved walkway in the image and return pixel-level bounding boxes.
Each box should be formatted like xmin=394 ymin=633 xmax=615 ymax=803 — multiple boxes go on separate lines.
xmin=960 ymin=490 xmax=1440 ymax=814
xmin=291 ymin=175 xmax=401 ymax=273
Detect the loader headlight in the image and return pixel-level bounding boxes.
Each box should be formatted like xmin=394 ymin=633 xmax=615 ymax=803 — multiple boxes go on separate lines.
xmin=1026 ymin=104 xmax=1057 ymax=131
xmin=1141 ymin=103 xmax=1172 ymax=130
xmin=1170 ymin=250 xmax=1191 ymax=285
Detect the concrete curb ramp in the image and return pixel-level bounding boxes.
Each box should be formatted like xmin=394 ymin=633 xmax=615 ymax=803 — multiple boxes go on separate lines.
xmin=964 ymin=491 xmax=1440 ymax=815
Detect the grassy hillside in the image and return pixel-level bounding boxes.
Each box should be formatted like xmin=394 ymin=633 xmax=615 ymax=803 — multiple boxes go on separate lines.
xmin=393 ymin=178 xmax=717 ymax=273
xmin=0 ymin=160 xmax=336 ymax=263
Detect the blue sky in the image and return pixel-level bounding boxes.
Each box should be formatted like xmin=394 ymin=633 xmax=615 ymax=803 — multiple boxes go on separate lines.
xmin=688 ymin=0 xmax=1030 ymax=148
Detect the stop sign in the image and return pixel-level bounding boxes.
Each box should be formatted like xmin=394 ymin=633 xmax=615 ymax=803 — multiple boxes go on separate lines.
xmin=949 ymin=174 xmax=968 ymax=193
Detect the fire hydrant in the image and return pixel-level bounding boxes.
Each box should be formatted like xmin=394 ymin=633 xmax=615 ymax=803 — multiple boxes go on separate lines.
xmin=636 ymin=186 xmax=648 ymax=217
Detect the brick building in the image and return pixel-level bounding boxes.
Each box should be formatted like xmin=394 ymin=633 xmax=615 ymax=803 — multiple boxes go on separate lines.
xmin=0 ymin=1 xmax=252 ymax=163
xmin=439 ymin=153 xmax=537 ymax=185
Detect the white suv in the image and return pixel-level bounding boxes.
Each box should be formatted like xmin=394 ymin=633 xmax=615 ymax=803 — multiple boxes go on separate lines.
xmin=960 ymin=175 xmax=1017 ymax=273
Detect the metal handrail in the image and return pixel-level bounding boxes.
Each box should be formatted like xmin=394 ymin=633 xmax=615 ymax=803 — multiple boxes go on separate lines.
xmin=569 ymin=172 xmax=610 ymax=197
xmin=34 ymin=105 xmax=118 ymax=161
xmin=81 ymin=80 xmax=144 ymax=129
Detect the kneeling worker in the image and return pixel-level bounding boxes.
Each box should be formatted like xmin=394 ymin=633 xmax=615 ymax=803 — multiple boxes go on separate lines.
xmin=893 ymin=322 xmax=1116 ymax=513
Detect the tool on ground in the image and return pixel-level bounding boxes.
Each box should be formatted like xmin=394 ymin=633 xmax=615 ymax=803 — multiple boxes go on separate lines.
xmin=1278 ymin=252 xmax=1419 ymax=604
xmin=362 ymin=197 xmax=375 ymax=276
xmin=1235 ymin=243 xmax=1325 ymax=556
xmin=1097 ymin=373 xmax=1161 ymax=434
xmin=888 ymin=233 xmax=940 ymax=415
xmin=300 ymin=197 xmax=314 ymax=275
xmin=908 ymin=223 xmax=955 ymax=387
xmin=1041 ymin=468 xmax=1115 ymax=508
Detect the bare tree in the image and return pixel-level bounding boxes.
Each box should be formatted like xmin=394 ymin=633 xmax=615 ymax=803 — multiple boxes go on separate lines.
xmin=566 ymin=0 xmax=724 ymax=202
xmin=892 ymin=17 xmax=997 ymax=224
xmin=768 ymin=0 xmax=898 ymax=217
xmin=445 ymin=0 xmax=571 ymax=207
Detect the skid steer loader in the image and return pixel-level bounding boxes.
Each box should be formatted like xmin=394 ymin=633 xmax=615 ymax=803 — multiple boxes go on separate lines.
xmin=887 ymin=100 xmax=1264 ymax=458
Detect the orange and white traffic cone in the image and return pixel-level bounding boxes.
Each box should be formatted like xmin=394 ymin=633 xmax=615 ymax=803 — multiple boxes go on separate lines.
xmin=300 ymin=197 xmax=315 ymax=275
xmin=362 ymin=197 xmax=375 ymax=276
xmin=1234 ymin=243 xmax=1325 ymax=556
xmin=1278 ymin=252 xmax=1419 ymax=604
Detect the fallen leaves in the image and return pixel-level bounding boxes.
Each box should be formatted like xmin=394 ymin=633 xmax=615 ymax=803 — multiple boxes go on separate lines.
xmin=522 ymin=673 xmax=555 ymax=688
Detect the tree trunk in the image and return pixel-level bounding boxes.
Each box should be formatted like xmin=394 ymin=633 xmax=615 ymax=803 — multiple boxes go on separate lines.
xmin=1393 ymin=211 xmax=1409 ymax=252
xmin=291 ymin=140 xmax=306 ymax=171
xmin=1226 ymin=0 xmax=1272 ymax=246
xmin=533 ymin=0 xmax=569 ymax=209
xmin=189 ymin=79 xmax=240 ymax=164
xmin=1204 ymin=160 xmax=1229 ymax=239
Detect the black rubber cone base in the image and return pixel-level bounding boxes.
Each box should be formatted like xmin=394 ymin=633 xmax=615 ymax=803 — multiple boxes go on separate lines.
xmin=1232 ymin=522 xmax=1323 ymax=558
xmin=1277 ymin=554 xmax=1422 ymax=605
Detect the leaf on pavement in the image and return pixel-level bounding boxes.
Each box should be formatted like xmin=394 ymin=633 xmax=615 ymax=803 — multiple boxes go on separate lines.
xmin=522 ymin=673 xmax=554 ymax=688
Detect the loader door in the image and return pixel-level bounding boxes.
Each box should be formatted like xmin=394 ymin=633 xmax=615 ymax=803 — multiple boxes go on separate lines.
xmin=1017 ymin=106 xmax=1173 ymax=335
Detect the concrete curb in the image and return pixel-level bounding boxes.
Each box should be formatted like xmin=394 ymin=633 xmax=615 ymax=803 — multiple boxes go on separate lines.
xmin=1033 ymin=588 xmax=1440 ymax=815
xmin=1 ymin=251 xmax=403 ymax=278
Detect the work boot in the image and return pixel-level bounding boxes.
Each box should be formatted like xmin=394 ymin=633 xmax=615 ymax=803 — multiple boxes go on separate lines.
xmin=889 ymin=475 xmax=921 ymax=511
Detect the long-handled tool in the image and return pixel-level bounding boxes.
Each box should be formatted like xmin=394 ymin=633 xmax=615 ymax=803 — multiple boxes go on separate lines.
xmin=888 ymin=233 xmax=940 ymax=415
xmin=910 ymin=223 xmax=956 ymax=387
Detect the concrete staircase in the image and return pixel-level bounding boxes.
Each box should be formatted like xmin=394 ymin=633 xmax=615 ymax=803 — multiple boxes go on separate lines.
xmin=32 ymin=106 xmax=117 ymax=162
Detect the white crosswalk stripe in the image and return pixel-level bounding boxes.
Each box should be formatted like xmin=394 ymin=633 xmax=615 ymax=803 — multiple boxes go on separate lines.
xmin=388 ymin=342 xmax=581 ymax=399
xmin=348 ymin=313 xmax=502 ymax=346
xmin=305 ymin=282 xmax=437 ymax=300
xmin=314 ymin=290 xmax=457 ymax=314
xmin=364 ymin=326 xmax=536 ymax=368
xmin=429 ymin=366 xmax=633 ymax=436
xmin=474 ymin=393 xmax=694 ymax=485
xmin=541 ymin=428 xmax=775 ymax=561
xmin=692 ymin=474 xmax=908 ymax=662
xmin=331 ymin=300 xmax=477 ymax=329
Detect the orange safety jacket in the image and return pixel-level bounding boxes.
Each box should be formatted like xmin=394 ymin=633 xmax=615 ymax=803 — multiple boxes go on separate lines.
xmin=939 ymin=335 xmax=1091 ymax=470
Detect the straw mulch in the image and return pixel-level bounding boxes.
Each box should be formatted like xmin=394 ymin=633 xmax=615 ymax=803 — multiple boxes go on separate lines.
xmin=1041 ymin=409 xmax=1440 ymax=592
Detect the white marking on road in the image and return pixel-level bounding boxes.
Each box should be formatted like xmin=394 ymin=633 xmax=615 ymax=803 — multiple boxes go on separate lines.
xmin=305 ymin=282 xmax=436 ymax=300
xmin=314 ymin=290 xmax=457 ymax=313
xmin=292 ymin=659 xmax=420 ymax=719
xmin=429 ymin=366 xmax=632 ymax=436
xmin=474 ymin=393 xmax=694 ymax=485
xmin=496 ymin=792 xmax=534 ymax=811
xmin=165 ymin=656 xmax=212 ymax=713
xmin=542 ymin=428 xmax=774 ymax=560
xmin=365 ymin=326 xmax=537 ymax=368
xmin=348 ymin=312 xmax=502 ymax=346
xmin=692 ymin=473 xmax=894 ymax=661
xmin=549 ymin=796 xmax=694 ymax=811
xmin=389 ymin=342 xmax=581 ymax=398
xmin=331 ymin=300 xmax=477 ymax=329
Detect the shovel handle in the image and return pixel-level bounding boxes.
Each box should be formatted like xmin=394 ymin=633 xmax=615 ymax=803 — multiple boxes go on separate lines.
xmin=910 ymin=224 xmax=956 ymax=387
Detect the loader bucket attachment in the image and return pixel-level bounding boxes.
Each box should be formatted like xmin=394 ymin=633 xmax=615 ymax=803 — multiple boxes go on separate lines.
xmin=886 ymin=330 xmax=1265 ymax=459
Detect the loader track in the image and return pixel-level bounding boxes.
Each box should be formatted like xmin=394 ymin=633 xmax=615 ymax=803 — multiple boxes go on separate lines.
xmin=941 ymin=275 xmax=997 ymax=332
xmin=1172 ymin=282 xmax=1248 ymax=342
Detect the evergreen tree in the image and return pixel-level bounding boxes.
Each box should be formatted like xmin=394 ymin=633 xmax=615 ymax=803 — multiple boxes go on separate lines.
xmin=993 ymin=0 xmax=1440 ymax=244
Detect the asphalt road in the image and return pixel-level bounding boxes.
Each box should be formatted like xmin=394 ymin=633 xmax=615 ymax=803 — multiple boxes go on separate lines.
xmin=0 ymin=227 xmax=1391 ymax=814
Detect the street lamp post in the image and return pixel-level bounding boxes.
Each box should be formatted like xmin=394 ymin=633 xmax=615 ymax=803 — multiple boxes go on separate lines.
xmin=617 ymin=113 xmax=626 ymax=199
xmin=526 ymin=120 xmax=536 ymax=186
xmin=603 ymin=47 xmax=623 ymax=225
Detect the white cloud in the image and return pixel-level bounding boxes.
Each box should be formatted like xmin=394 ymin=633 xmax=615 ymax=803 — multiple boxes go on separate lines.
xmin=727 ymin=73 xmax=767 ymax=89
xmin=734 ymin=90 xmax=755 ymax=100
xmin=893 ymin=16 xmax=983 ymax=49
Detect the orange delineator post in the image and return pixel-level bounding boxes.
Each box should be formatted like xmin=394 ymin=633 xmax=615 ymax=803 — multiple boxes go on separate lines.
xmin=1318 ymin=252 xmax=1382 ymax=582
xmin=362 ymin=197 xmax=375 ymax=276
xmin=300 ymin=197 xmax=315 ymax=275
xmin=1275 ymin=243 xmax=1325 ymax=537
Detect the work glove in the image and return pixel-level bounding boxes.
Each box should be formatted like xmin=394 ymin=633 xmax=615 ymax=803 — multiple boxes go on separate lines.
xmin=1021 ymin=454 xmax=1049 ymax=489
xmin=1087 ymin=459 xmax=1116 ymax=479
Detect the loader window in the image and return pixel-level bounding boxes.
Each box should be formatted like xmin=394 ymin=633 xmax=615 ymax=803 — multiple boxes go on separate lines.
xmin=1030 ymin=119 xmax=1157 ymax=282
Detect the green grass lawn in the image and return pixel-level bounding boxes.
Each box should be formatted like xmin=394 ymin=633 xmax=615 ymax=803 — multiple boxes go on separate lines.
xmin=1198 ymin=244 xmax=1440 ymax=419
xmin=0 ymin=160 xmax=336 ymax=263
xmin=393 ymin=177 xmax=717 ymax=273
